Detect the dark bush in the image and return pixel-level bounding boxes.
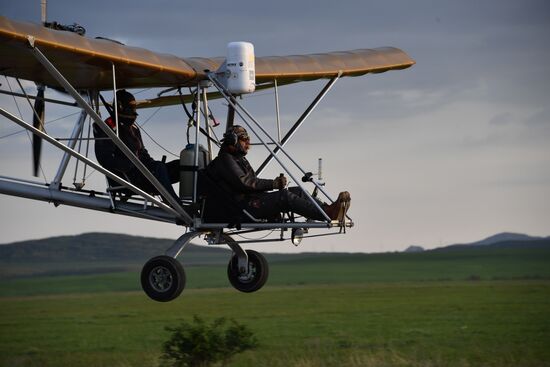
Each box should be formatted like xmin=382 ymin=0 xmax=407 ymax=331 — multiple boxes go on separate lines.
xmin=161 ymin=315 xmax=258 ymax=367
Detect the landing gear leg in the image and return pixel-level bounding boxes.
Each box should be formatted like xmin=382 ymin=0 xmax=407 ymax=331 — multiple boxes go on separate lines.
xmin=224 ymin=234 xmax=269 ymax=293
xmin=141 ymin=232 xmax=270 ymax=300
xmin=140 ymin=231 xmax=202 ymax=302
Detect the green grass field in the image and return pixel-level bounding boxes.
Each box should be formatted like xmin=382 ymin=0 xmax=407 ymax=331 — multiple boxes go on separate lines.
xmin=1 ymin=244 xmax=550 ymax=366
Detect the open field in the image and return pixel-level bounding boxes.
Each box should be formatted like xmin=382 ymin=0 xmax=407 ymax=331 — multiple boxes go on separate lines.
xmin=1 ymin=281 xmax=549 ymax=367
xmin=1 ymin=243 xmax=550 ymax=366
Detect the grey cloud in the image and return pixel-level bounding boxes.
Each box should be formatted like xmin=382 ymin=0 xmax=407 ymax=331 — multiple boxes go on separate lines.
xmin=2 ymin=0 xmax=550 ymax=250
xmin=489 ymin=112 xmax=514 ymax=126
xmin=525 ymin=107 xmax=550 ymax=128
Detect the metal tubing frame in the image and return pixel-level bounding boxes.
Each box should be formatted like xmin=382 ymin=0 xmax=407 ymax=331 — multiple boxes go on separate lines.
xmin=274 ymin=79 xmax=282 ymax=143
xmin=256 ymin=74 xmax=341 ymax=177
xmin=201 ymin=86 xmax=214 ymax=161
xmin=245 ymin=78 xmax=339 ymax=203
xmin=0 ymin=88 xmax=78 ymax=107
xmin=211 ymin=73 xmax=339 ymax=205
xmin=112 ymin=63 xmax=119 ymax=138
xmin=25 ymin=39 xmax=192 ymax=224
xmin=208 ymin=74 xmax=332 ymax=222
xmin=0 ymin=107 xmax=182 ymax=218
xmin=0 ymin=176 xmax=176 ymax=224
xmin=164 ymin=231 xmax=202 ymax=258
xmin=196 ymin=221 xmax=343 ymax=230
xmin=192 ymin=84 xmax=201 ymax=203
xmin=0 ymin=175 xmax=44 ymax=186
xmin=164 ymin=231 xmax=249 ymax=274
xmin=50 ymin=100 xmax=88 ymax=190
xmin=225 ymin=234 xmax=249 ymax=274
xmin=1 ymin=45 xmax=354 ymax=237
xmin=226 ymin=96 xmax=236 ymax=128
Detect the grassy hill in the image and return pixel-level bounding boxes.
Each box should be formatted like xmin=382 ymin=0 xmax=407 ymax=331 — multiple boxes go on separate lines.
xmin=0 ymin=232 xmax=231 ymax=262
xmin=0 ymin=233 xmax=231 ymax=278
xmin=1 ymin=232 xmax=549 ymax=280
xmin=1 ymin=234 xmax=549 ymax=297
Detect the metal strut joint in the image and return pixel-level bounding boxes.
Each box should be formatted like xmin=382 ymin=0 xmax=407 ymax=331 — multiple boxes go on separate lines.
xmin=164 ymin=232 xmax=249 ymax=274
xmin=207 ymin=74 xmax=333 ymax=222
xmin=24 ymin=37 xmax=193 ymax=225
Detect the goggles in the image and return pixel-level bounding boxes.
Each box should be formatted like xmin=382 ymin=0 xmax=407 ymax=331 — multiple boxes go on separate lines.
xmin=238 ymin=134 xmax=250 ymax=142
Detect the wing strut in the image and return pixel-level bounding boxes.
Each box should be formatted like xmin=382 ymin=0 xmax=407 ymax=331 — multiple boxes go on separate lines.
xmin=0 ymin=107 xmax=181 ymax=219
xmin=208 ymin=74 xmax=334 ymax=223
xmin=255 ymin=73 xmax=341 ymax=176
xmin=50 ymin=103 xmax=88 ymax=190
xmin=274 ymin=79 xmax=282 ymax=143
xmin=201 ymin=87 xmax=214 ymax=162
xmin=192 ymin=83 xmax=201 ymax=203
xmin=24 ymin=37 xmax=193 ymax=225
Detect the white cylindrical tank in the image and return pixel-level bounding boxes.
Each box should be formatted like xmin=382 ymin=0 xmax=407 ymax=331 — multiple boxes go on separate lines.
xmin=179 ymin=144 xmax=209 ymax=199
xmin=226 ymin=42 xmax=255 ymax=94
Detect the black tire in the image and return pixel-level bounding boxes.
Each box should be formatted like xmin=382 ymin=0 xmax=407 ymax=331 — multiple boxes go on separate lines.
xmin=141 ymin=256 xmax=186 ymax=302
xmin=227 ymin=250 xmax=269 ymax=293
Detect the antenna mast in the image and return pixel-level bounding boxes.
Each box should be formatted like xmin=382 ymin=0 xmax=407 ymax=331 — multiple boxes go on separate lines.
xmin=41 ymin=0 xmax=47 ymax=24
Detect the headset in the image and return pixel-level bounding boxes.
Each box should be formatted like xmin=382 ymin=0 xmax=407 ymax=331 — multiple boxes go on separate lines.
xmin=116 ymin=90 xmax=137 ymax=117
xmin=223 ymin=125 xmax=245 ymax=147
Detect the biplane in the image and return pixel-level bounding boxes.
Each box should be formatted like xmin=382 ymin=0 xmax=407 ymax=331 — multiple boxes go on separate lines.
xmin=0 ymin=15 xmax=414 ymax=301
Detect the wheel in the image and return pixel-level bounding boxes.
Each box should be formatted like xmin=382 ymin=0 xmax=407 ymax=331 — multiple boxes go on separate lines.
xmin=227 ymin=250 xmax=269 ymax=293
xmin=141 ymin=256 xmax=186 ymax=302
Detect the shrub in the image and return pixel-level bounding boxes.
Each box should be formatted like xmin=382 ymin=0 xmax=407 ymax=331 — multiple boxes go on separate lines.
xmin=161 ymin=315 xmax=259 ymax=367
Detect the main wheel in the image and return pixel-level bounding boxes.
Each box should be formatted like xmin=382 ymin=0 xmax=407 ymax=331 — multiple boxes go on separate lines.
xmin=227 ymin=250 xmax=269 ymax=293
xmin=141 ymin=256 xmax=186 ymax=302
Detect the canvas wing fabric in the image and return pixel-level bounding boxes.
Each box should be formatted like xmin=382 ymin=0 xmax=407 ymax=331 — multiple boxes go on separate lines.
xmin=0 ymin=16 xmax=198 ymax=90
xmin=0 ymin=16 xmax=414 ymax=93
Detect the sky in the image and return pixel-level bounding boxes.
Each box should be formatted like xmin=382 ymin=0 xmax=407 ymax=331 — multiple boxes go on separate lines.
xmin=1 ymin=0 xmax=549 ymax=253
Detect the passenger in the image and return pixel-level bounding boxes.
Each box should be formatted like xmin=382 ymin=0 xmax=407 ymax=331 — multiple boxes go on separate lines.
xmin=205 ymin=125 xmax=351 ymax=221
xmin=94 ymin=89 xmax=180 ymax=203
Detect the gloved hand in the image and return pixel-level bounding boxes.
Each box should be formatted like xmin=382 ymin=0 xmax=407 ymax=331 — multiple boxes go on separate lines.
xmin=273 ymin=174 xmax=287 ymax=190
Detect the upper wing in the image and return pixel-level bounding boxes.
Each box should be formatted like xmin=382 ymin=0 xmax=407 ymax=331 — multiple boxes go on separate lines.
xmin=0 ymin=16 xmax=198 ymax=90
xmin=185 ymin=48 xmax=414 ymax=84
xmin=0 ymin=16 xmax=414 ymax=92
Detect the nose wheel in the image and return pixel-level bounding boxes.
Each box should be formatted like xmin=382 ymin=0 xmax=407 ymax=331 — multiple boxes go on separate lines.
xmin=141 ymin=256 xmax=186 ymax=302
xmin=227 ymin=249 xmax=269 ymax=293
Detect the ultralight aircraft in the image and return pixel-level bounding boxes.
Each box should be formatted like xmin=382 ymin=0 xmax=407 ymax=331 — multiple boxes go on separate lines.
xmin=0 ymin=14 xmax=414 ymax=301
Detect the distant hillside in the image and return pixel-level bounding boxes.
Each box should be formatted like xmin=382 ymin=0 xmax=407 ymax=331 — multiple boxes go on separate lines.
xmin=3 ymin=232 xmax=549 ymax=263
xmin=408 ymin=232 xmax=549 ymax=252
xmin=1 ymin=232 xmax=550 ymax=282
xmin=436 ymin=232 xmax=550 ymax=252
xmin=467 ymin=232 xmax=548 ymax=246
xmin=2 ymin=236 xmax=550 ymax=296
xmin=404 ymin=245 xmax=424 ymax=253
xmin=0 ymin=232 xmax=230 ymax=264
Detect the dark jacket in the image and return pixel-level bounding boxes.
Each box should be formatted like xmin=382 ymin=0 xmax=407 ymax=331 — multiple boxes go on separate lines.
xmin=206 ymin=150 xmax=273 ymax=203
xmin=93 ymin=117 xmax=154 ymax=173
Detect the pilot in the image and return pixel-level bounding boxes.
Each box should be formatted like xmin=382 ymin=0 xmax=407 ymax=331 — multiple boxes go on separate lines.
xmin=205 ymin=125 xmax=351 ymax=221
xmin=94 ymin=89 xmax=180 ymax=203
